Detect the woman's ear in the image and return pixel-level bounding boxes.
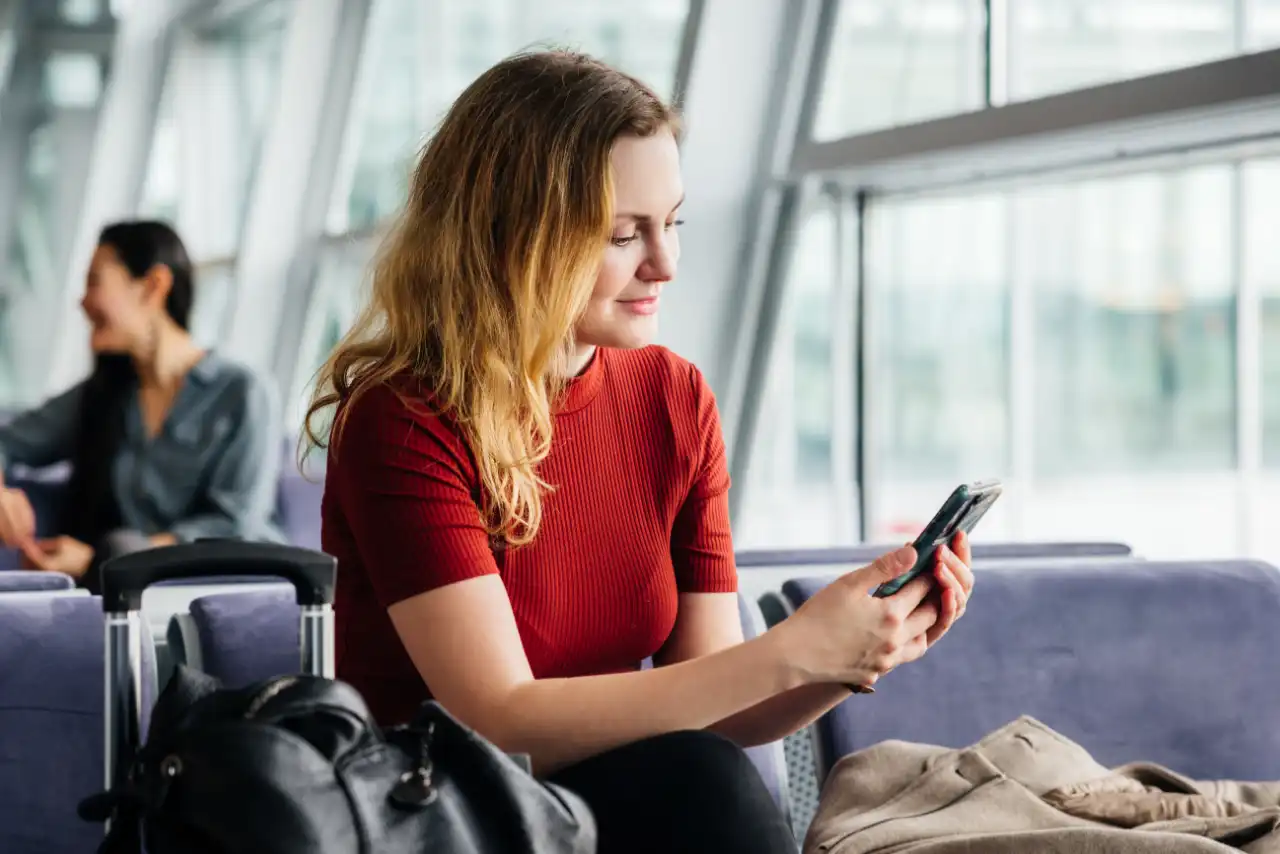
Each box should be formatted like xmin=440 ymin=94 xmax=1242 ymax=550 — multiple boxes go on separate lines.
xmin=142 ymin=263 xmax=173 ymax=312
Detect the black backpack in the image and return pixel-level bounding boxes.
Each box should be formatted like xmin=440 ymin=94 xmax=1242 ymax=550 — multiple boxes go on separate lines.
xmin=79 ymin=665 xmax=597 ymax=854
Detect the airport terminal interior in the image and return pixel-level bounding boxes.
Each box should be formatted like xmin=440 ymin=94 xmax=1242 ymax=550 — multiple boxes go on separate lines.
xmin=3 ymin=0 xmax=1280 ymax=852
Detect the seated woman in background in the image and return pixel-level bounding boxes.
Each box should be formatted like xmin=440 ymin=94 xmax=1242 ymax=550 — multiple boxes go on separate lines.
xmin=306 ymin=51 xmax=974 ymax=854
xmin=0 ymin=220 xmax=283 ymax=590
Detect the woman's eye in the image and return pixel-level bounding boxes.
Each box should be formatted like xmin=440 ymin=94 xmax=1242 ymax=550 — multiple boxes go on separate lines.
xmin=610 ymin=234 xmax=639 ymax=247
xmin=664 ymin=219 xmax=685 ymax=231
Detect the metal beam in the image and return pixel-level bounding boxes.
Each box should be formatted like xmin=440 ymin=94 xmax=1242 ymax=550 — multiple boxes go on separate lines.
xmin=44 ymin=0 xmax=185 ymax=394
xmin=0 ymin=0 xmax=41 ymax=289
xmin=34 ymin=21 xmax=116 ymax=54
xmin=792 ymin=47 xmax=1280 ymax=193
xmin=221 ymin=0 xmax=371 ymax=388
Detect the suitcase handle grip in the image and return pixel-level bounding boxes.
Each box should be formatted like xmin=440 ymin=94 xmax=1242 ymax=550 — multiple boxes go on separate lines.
xmin=100 ymin=540 xmax=336 ymax=612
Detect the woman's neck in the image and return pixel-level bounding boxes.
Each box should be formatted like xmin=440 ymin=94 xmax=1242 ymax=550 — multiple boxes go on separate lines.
xmin=132 ymin=322 xmax=204 ymax=391
xmin=566 ymin=344 xmax=596 ymax=378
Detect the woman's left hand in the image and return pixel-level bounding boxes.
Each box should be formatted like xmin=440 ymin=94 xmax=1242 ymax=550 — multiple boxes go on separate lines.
xmin=921 ymin=530 xmax=974 ymax=647
xmin=19 ymin=535 xmax=94 ymax=577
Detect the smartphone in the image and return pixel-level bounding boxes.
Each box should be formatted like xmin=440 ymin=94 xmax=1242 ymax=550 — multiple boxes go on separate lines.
xmin=871 ymin=479 xmax=1003 ymax=598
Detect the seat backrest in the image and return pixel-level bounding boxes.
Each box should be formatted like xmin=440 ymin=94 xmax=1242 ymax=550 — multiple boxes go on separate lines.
xmin=736 ymin=540 xmax=1132 ymax=569
xmin=784 ymin=559 xmax=1280 ymax=783
xmin=0 ymin=594 xmax=157 ymax=854
xmin=188 ymin=584 xmax=300 ymax=688
xmin=0 ymin=570 xmax=75 ymax=592
xmin=275 ymin=472 xmax=324 ymax=551
xmin=737 ymin=593 xmax=790 ymax=820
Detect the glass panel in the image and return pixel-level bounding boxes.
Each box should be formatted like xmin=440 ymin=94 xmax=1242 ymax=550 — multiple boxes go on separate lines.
xmin=864 ymin=192 xmax=1011 ymax=542
xmin=738 ymin=202 xmax=861 ymax=549
xmin=139 ymin=81 xmax=180 ymax=225
xmin=140 ymin=1 xmax=290 ymax=256
xmin=1018 ymin=163 xmax=1238 ymax=559
xmin=813 ymin=0 xmax=987 ymax=141
xmin=189 ymin=261 xmax=236 ymax=347
xmin=1 ymin=50 xmax=109 ymax=408
xmin=43 ymin=52 xmax=104 ymax=108
xmin=286 ymin=238 xmax=377 ymax=435
xmin=1249 ymin=0 xmax=1280 ymax=49
xmin=1024 ymin=165 xmax=1235 ymax=475
xmin=1250 ymin=160 xmax=1280 ymax=465
xmin=60 ymin=0 xmax=105 ymax=24
xmin=333 ymin=0 xmax=692 ymax=232
xmin=1009 ymin=0 xmax=1237 ymax=101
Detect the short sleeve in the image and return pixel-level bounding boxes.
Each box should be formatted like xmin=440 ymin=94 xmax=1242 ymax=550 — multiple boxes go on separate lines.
xmin=332 ymin=384 xmax=499 ymax=608
xmin=670 ymin=363 xmax=737 ymax=594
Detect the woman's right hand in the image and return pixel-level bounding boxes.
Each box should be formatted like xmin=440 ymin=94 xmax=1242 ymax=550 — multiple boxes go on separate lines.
xmin=0 ymin=483 xmax=38 ymax=547
xmin=777 ymin=545 xmax=945 ymax=690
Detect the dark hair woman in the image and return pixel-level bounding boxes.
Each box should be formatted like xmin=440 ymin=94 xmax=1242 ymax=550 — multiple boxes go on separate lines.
xmin=0 ymin=220 xmax=284 ymax=590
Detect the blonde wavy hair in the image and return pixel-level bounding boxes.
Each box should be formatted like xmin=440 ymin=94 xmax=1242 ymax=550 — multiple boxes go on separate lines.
xmin=304 ymin=50 xmax=681 ymax=547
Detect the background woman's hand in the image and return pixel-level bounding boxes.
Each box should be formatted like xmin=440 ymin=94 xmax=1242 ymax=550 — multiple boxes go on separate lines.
xmin=0 ymin=484 xmax=37 ymax=548
xmin=777 ymin=546 xmax=944 ymax=691
xmin=19 ymin=535 xmax=94 ymax=577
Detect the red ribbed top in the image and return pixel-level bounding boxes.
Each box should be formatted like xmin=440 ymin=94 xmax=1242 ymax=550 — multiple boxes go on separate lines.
xmin=322 ymin=345 xmax=738 ymax=725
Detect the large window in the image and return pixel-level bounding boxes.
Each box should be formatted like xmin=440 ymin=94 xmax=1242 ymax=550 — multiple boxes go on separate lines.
xmin=738 ymin=202 xmax=859 ymax=548
xmin=812 ymin=1 xmax=1280 ymax=142
xmin=1024 ymin=166 xmax=1236 ymax=475
xmin=330 ymin=0 xmax=692 ymax=232
xmin=814 ymin=0 xmax=986 ymax=141
xmin=864 ymin=192 xmax=1012 ymax=541
xmin=1008 ymin=0 xmax=1238 ymax=100
xmin=755 ymin=160 xmax=1255 ymax=558
xmin=140 ymin=1 xmax=291 ymax=259
xmin=1251 ymin=160 xmax=1280 ymax=465
xmin=1251 ymin=0 xmax=1280 ymax=48
xmin=1 ymin=52 xmax=109 ymax=408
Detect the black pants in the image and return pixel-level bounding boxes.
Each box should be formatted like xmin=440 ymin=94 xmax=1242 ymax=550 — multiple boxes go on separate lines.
xmin=548 ymin=730 xmax=797 ymax=854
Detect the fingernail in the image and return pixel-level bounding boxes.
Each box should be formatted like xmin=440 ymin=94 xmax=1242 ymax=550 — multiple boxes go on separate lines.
xmin=894 ymin=546 xmax=914 ymax=566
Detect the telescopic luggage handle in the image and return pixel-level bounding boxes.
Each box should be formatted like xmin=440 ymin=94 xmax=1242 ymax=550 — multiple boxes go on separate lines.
xmin=100 ymin=541 xmax=338 ymax=812
xmin=100 ymin=540 xmax=336 ymax=612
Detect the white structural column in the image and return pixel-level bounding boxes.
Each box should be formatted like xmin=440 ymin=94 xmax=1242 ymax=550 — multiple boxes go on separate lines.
xmin=220 ymin=0 xmax=371 ymax=387
xmin=659 ymin=0 xmax=830 ymax=417
xmin=45 ymin=0 xmax=185 ymax=395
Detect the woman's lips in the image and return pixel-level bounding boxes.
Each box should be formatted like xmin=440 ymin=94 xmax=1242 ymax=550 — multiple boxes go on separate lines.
xmin=618 ymin=296 xmax=659 ymax=316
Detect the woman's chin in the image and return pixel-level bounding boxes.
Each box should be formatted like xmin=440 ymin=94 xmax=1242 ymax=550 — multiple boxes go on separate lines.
xmin=88 ymin=333 xmax=129 ymax=355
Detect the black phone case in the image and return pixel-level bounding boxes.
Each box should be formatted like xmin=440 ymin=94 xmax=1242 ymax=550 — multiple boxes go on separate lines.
xmin=871 ymin=480 xmax=1001 ymax=597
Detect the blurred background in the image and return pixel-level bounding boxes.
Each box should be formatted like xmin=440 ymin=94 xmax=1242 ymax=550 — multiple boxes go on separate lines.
xmin=3 ymin=0 xmax=1280 ymax=562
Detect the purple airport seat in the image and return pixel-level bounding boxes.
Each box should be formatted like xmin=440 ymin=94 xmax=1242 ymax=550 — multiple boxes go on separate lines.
xmin=0 ymin=570 xmax=75 ymax=593
xmin=0 ymin=594 xmax=157 ymax=854
xmin=275 ymin=472 xmax=324 ymax=551
xmin=735 ymin=540 xmax=1132 ymax=569
xmin=783 ymin=559 xmax=1280 ymax=784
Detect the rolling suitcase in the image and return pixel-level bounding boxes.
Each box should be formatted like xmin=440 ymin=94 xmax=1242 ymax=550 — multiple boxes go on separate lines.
xmin=83 ymin=540 xmax=596 ymax=854
xmin=98 ymin=541 xmax=337 ymax=808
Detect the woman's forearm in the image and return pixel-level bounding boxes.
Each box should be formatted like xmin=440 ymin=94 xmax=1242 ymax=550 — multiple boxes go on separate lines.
xmin=707 ymin=683 xmax=852 ymax=747
xmin=496 ymin=631 xmax=806 ymax=774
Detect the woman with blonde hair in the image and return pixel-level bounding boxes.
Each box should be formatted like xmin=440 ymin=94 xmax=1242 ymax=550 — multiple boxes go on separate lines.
xmin=307 ymin=50 xmax=973 ymax=853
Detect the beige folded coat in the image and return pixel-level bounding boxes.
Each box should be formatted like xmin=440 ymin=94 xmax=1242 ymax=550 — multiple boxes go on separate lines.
xmin=806 ymin=716 xmax=1280 ymax=854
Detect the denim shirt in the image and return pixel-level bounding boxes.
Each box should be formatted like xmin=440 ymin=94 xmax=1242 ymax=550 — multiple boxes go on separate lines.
xmin=0 ymin=352 xmax=285 ymax=543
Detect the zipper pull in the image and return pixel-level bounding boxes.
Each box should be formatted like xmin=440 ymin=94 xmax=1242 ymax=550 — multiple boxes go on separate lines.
xmin=390 ymin=722 xmax=438 ymax=809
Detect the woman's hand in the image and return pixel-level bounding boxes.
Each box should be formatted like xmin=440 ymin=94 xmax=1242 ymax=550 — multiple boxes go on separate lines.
xmin=926 ymin=530 xmax=974 ymax=647
xmin=775 ymin=538 xmax=973 ymax=691
xmin=0 ymin=485 xmax=37 ymax=547
xmin=19 ymin=535 xmax=94 ymax=577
